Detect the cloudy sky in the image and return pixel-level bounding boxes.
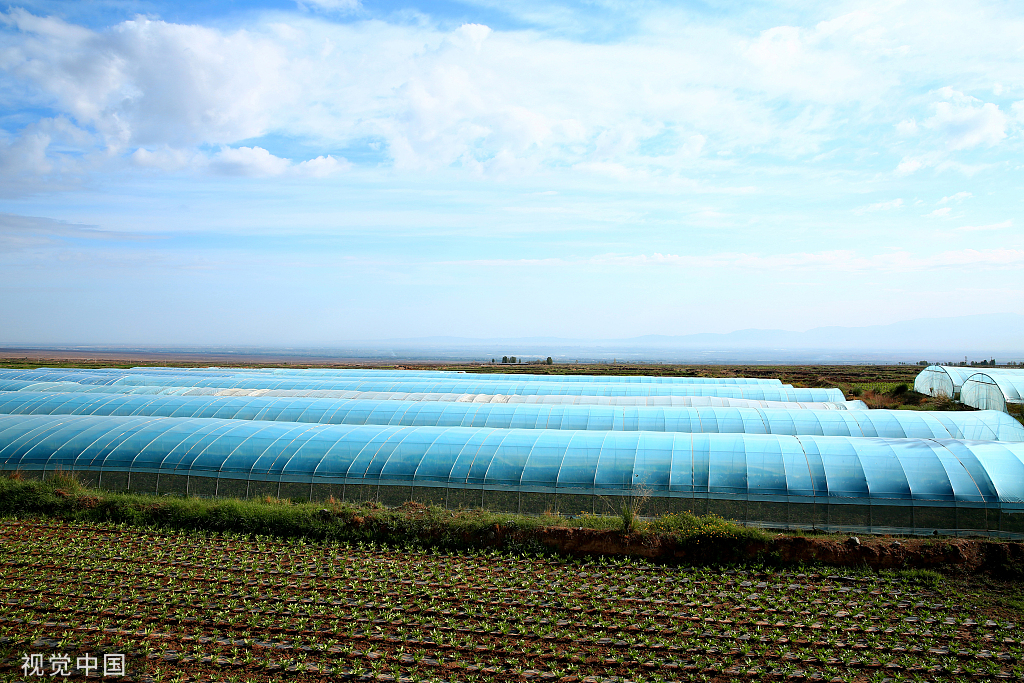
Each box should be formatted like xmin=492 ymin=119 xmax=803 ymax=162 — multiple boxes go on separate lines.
xmin=1 ymin=0 xmax=1022 ymax=345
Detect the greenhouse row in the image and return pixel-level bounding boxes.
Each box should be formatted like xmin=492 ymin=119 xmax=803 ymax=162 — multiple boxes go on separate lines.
xmin=0 ymin=369 xmax=840 ymax=401
xmin=1 ymin=367 xmax=1023 ymax=536
xmin=914 ymin=365 xmax=1024 ymax=412
xmin=13 ymin=366 xmax=785 ymax=385
xmin=0 ymin=379 xmax=863 ymax=411
xmin=0 ymin=391 xmax=1019 ymax=441
xmin=1 ymin=413 xmax=1023 ymax=534
xmin=0 ymin=368 xmax=785 ymax=385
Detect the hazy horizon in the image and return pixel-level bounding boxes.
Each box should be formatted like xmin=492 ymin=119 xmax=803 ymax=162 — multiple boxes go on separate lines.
xmin=3 ymin=312 xmax=1022 ymax=363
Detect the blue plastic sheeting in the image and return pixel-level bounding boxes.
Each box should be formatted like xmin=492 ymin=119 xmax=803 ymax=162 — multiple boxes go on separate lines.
xmin=0 ymin=368 xmax=787 ymax=386
xmin=961 ymin=372 xmax=1024 ymax=412
xmin=0 ymin=392 xmax=1018 ymax=441
xmin=0 ymin=370 xmax=125 ymax=386
xmin=0 ymin=369 xmax=840 ymax=400
xmin=27 ymin=375 xmax=846 ymax=401
xmin=200 ymin=368 xmax=787 ymax=385
xmin=1 ymin=413 xmax=1022 ymax=508
xmin=0 ymin=380 xmax=866 ymax=410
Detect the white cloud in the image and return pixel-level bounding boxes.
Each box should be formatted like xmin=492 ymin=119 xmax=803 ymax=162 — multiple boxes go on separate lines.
xmin=207 ymin=147 xmax=350 ymax=177
xmin=927 ymin=207 xmax=952 ymax=218
xmin=896 ymin=119 xmax=918 ymax=135
xmin=294 ymin=154 xmax=351 ymax=177
xmin=937 ymin=191 xmax=972 ymax=204
xmin=0 ymin=6 xmax=910 ymax=184
xmin=452 ymin=248 xmax=1024 ymax=273
xmin=1013 ymin=100 xmax=1024 ymax=122
xmin=923 ymin=88 xmax=1007 ymax=150
xmin=210 ymin=147 xmax=292 ymax=177
xmin=450 ymin=23 xmax=493 ymax=52
xmin=1 ymin=10 xmax=290 ymax=151
xmin=854 ymin=198 xmax=902 ymax=214
xmin=297 ymin=0 xmax=361 ymax=11
xmin=130 ymin=146 xmax=202 ymax=172
xmin=0 ymin=116 xmax=92 ymax=195
xmin=956 ymin=219 xmax=1013 ymax=232
xmin=1 ymin=3 xmax=1024 ymax=192
xmin=895 ymin=158 xmax=923 ymax=175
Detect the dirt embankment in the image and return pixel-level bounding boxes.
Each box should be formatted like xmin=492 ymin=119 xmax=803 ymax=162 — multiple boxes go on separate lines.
xmin=518 ymin=526 xmax=1024 ymax=575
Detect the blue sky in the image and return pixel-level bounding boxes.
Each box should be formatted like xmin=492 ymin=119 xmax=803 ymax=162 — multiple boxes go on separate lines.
xmin=1 ymin=0 xmax=1022 ymax=345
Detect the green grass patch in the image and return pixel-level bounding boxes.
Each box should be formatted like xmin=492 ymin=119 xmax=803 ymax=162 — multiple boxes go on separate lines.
xmin=894 ymin=567 xmax=944 ymax=587
xmin=0 ymin=475 xmax=768 ymax=559
xmin=852 ymin=381 xmax=907 ymax=394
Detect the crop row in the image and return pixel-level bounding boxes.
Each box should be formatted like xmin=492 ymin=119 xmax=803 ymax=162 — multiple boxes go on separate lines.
xmin=1 ymin=520 xmax=1021 ymax=683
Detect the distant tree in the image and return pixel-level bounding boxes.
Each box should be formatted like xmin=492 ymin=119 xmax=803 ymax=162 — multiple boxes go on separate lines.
xmin=918 ymin=361 xmax=929 ymax=366
xmin=546 ymin=357 xmax=553 ymax=365
xmin=502 ymin=356 xmax=508 ymax=364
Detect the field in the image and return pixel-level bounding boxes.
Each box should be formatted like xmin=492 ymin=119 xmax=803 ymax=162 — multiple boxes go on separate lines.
xmin=2 ymin=519 xmax=1022 ymax=683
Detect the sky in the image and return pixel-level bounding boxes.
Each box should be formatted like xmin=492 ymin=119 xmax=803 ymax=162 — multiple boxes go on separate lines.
xmin=0 ymin=0 xmax=1022 ymax=346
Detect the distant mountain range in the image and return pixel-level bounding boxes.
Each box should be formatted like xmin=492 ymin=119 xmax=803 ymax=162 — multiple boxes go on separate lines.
xmin=376 ymin=314 xmax=1021 ymax=351
xmin=5 ymin=313 xmax=1021 ymax=364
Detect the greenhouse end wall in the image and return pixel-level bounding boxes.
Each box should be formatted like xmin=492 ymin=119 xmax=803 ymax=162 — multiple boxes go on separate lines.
xmin=960 ymin=372 xmax=1024 ymax=413
xmin=6 ymin=466 xmax=1022 ymax=538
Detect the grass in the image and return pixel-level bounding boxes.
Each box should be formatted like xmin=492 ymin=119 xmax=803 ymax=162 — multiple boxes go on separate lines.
xmin=851 ymin=381 xmax=909 ymax=395
xmin=10 ymin=473 xmax=1021 ymax=578
xmin=0 ymin=474 xmax=768 ymax=557
xmin=894 ymin=567 xmax=944 ymax=587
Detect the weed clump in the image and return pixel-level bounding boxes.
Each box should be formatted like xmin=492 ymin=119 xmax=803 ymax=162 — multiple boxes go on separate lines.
xmin=895 ymin=567 xmax=944 ymax=587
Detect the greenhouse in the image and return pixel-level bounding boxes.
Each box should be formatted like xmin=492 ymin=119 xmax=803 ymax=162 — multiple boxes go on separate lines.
xmin=0 ymin=368 xmax=786 ymax=386
xmin=0 ymin=391 xmax=1019 ymax=441
xmin=960 ymin=372 xmax=1024 ymax=413
xmin=0 ymin=370 xmax=845 ymax=402
xmin=912 ymin=365 xmax=1021 ymax=399
xmin=217 ymin=368 xmax=789 ymax=385
xmin=2 ymin=413 xmax=1023 ymax=535
xmin=0 ymin=379 xmax=863 ymax=410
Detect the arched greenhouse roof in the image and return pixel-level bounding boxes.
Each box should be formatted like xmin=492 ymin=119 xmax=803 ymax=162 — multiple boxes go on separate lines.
xmin=205 ymin=368 xmax=788 ymax=385
xmin=0 ymin=373 xmax=842 ymax=401
xmin=123 ymin=365 xmax=784 ymax=385
xmin=0 ymin=368 xmax=787 ymax=386
xmin=960 ymin=372 xmax=1024 ymax=412
xmin=913 ymin=365 xmax=1024 ymax=399
xmin=913 ymin=366 xmax=978 ymax=398
xmin=2 ymin=413 xmax=1022 ymax=510
xmin=0 ymin=379 xmax=865 ymax=410
xmin=0 ymin=391 xmax=1018 ymax=441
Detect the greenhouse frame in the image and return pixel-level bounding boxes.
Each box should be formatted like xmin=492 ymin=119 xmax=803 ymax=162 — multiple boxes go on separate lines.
xmin=0 ymin=379 xmax=864 ymax=411
xmin=1 ymin=413 xmax=1023 ymax=536
xmin=0 ymin=368 xmax=785 ymax=385
xmin=0 ymin=367 xmax=786 ymax=385
xmin=0 ymin=369 xmax=842 ymax=401
xmin=0 ymin=391 xmax=1019 ymax=441
xmin=960 ymin=371 xmax=1024 ymax=413
xmin=913 ymin=365 xmax=981 ymax=399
